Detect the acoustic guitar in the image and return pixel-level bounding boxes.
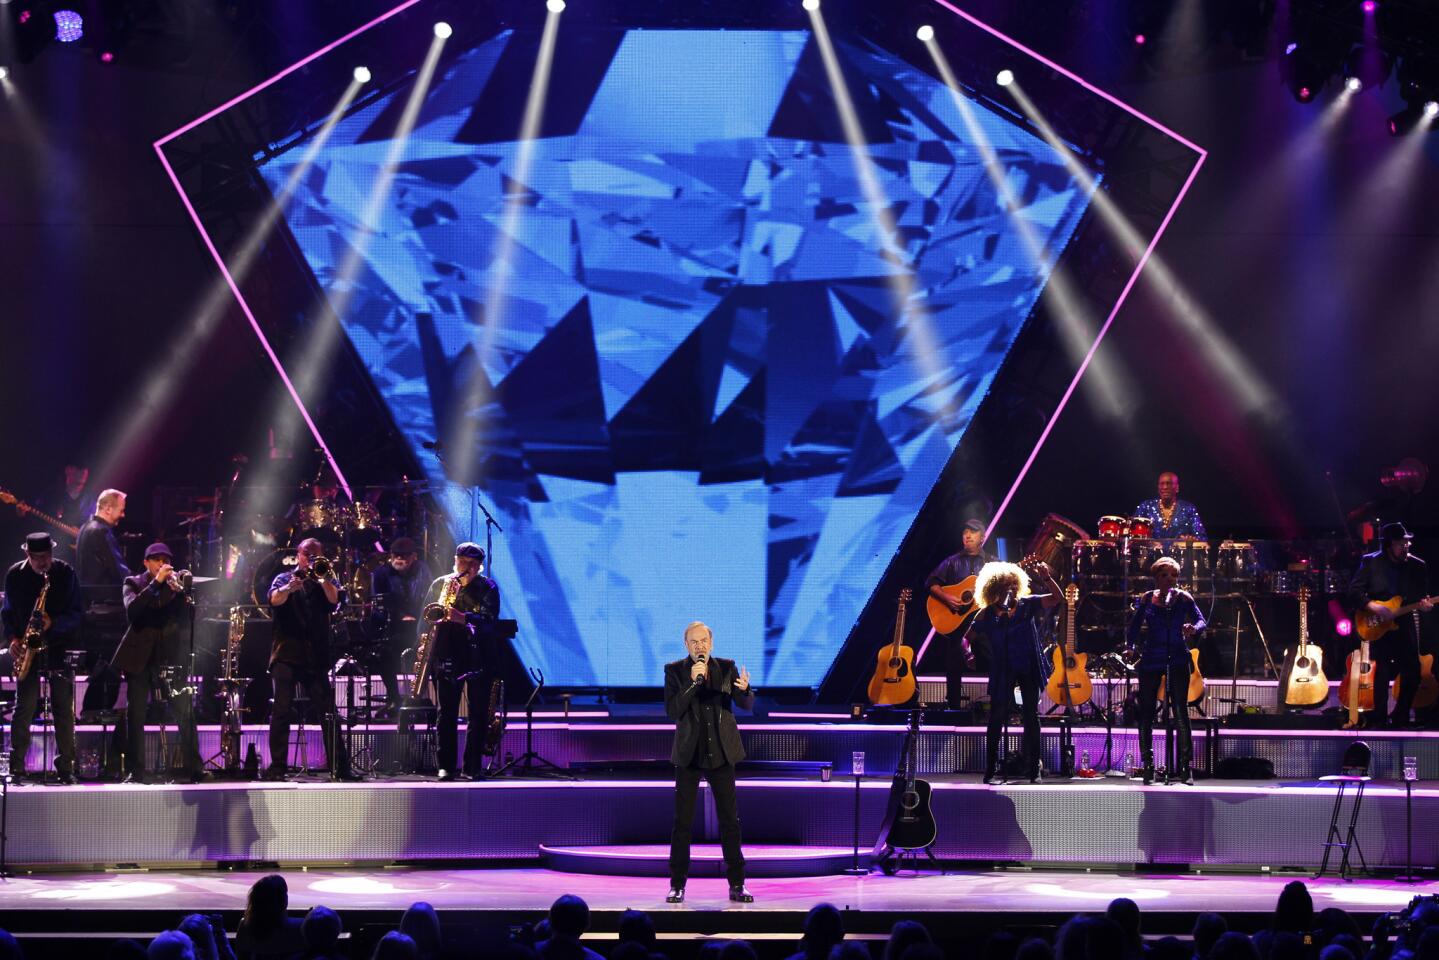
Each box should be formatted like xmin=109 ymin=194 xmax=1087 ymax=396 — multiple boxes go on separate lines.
xmin=1153 ymin=589 xmax=1205 ymax=705
xmin=0 ymin=487 xmax=81 ymax=539
xmin=1393 ymin=610 xmax=1438 ymax=711
xmin=1280 ymin=586 xmax=1328 ymax=707
xmin=1339 ymin=635 xmax=1375 ymax=729
xmin=867 ymin=589 xmax=916 ymax=706
xmin=1045 ymin=583 xmax=1092 ymax=707
xmin=873 ymin=709 xmax=937 ymax=862
xmin=926 ymin=575 xmax=978 ymax=635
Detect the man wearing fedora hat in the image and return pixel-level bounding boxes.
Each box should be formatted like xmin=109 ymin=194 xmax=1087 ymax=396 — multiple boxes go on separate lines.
xmin=1347 ymin=522 xmax=1434 ymax=728
xmin=369 ymin=536 xmax=433 ymax=719
xmin=111 ymin=543 xmax=202 ymax=783
xmin=420 ymin=542 xmax=499 ymax=780
xmin=1 ymin=533 xmax=83 ymax=782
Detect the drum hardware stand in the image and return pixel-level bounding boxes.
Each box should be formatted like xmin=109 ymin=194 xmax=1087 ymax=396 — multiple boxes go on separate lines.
xmin=494 ymin=667 xmax=571 ymax=779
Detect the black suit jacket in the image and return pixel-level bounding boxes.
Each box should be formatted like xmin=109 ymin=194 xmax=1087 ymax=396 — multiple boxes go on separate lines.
xmin=664 ymin=656 xmax=755 ymax=767
xmin=112 ymin=573 xmax=186 ymax=675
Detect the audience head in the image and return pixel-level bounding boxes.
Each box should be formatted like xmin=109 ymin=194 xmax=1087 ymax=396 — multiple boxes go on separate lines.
xmin=1147 ymin=937 xmax=1188 ymax=960
xmin=897 ymin=946 xmax=944 ymax=960
xmin=1317 ymin=946 xmax=1354 ymax=960
xmin=371 ymin=931 xmax=419 ymax=960
xmin=148 ymin=930 xmax=196 ymax=960
xmin=177 ymin=916 xmax=217 ymax=960
xmin=108 ymin=939 xmax=148 ymax=960
xmin=0 ymin=931 xmax=20 ymax=960
xmin=1209 ymin=932 xmax=1261 ymax=960
xmin=801 ymin=903 xmax=845 ymax=956
xmin=1107 ymin=898 xmax=1143 ymax=957
xmin=1270 ymin=931 xmax=1307 ymax=960
xmin=399 ymin=902 xmax=441 ymax=958
xmin=982 ymin=930 xmax=1021 ymax=960
xmin=302 ymin=906 xmax=343 ymax=954
xmin=244 ymin=874 xmax=290 ymax=937
xmin=1330 ymin=935 xmax=1363 ymax=960
xmin=884 ymin=920 xmax=933 ymax=960
xmin=1015 ymin=939 xmax=1054 ymax=960
xmin=1418 ymin=926 xmax=1439 ymax=960
xmin=1272 ymin=881 xmax=1313 ymax=933
xmin=1193 ymin=912 xmax=1229 ymax=959
xmin=830 ymin=944 xmax=872 ymax=960
xmin=617 ymin=909 xmax=656 ymax=949
xmin=1084 ymin=916 xmax=1127 ymax=960
xmin=548 ymin=894 xmax=590 ymax=940
xmin=609 ymin=944 xmax=651 ymax=960
xmin=719 ymin=941 xmax=758 ymax=960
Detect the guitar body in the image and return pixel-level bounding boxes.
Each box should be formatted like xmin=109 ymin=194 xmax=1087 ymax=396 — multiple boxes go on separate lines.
xmin=867 ymin=645 xmax=917 ymax=705
xmin=1281 ymin=586 xmax=1328 ymax=707
xmin=1157 ymin=648 xmax=1205 ymax=705
xmin=885 ymin=775 xmax=938 ymax=850
xmin=1338 ymin=647 xmax=1376 ymax=725
xmin=1394 ymin=653 xmax=1438 ymax=710
xmin=1045 ymin=648 xmax=1092 ymax=706
xmin=926 ymin=576 xmax=978 ymax=635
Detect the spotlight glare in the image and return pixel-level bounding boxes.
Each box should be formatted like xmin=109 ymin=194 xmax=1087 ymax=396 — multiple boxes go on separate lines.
xmin=1425 ymin=101 xmax=1439 ymax=118
xmin=353 ymin=65 xmax=372 ymax=84
xmin=802 ymin=0 xmax=820 ymax=10
xmin=53 ymin=8 xmax=83 ymax=43
xmin=1284 ymin=43 xmax=1298 ymax=55
xmin=996 ymin=69 xmax=1015 ymax=87
xmin=546 ymin=0 xmax=566 ymax=11
xmin=1134 ymin=33 xmax=1146 ymax=45
xmin=1335 ymin=618 xmax=1353 ymax=637
xmin=100 ymin=51 xmax=114 ymax=63
xmin=1345 ymin=76 xmax=1362 ymax=93
xmin=916 ymin=24 xmax=934 ymax=43
xmin=1299 ymin=86 xmax=1312 ymax=101
xmin=0 ymin=66 xmax=8 ymax=81
xmin=433 ymin=21 xmax=452 ymax=39
xmin=1361 ymin=0 xmax=1376 ymax=12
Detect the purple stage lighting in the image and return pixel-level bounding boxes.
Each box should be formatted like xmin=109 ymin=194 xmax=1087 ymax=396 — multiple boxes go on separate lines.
xmin=1299 ymin=85 xmax=1313 ymax=101
xmin=1134 ymin=33 xmax=1146 ymax=45
xmin=53 ymin=8 xmax=83 ymax=43
xmin=1361 ymin=0 xmax=1376 ymax=12
xmin=1285 ymin=43 xmax=1298 ymax=55
xmin=18 ymin=9 xmax=30 ymax=23
xmin=100 ymin=51 xmax=114 ymax=63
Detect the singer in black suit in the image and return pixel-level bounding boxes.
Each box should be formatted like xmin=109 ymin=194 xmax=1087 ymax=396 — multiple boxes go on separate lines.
xmin=1126 ymin=556 xmax=1206 ymax=785
xmin=663 ymin=621 xmax=755 ymax=904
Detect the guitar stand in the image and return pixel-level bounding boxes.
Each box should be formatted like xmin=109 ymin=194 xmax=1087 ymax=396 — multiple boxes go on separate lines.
xmin=878 ymin=843 xmax=942 ymax=876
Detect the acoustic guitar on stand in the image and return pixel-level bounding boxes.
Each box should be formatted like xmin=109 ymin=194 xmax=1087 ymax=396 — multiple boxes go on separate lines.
xmin=1392 ymin=609 xmax=1438 ymax=711
xmin=1280 ymin=586 xmax=1328 ymax=707
xmin=1339 ymin=633 xmax=1375 ymax=730
xmin=1045 ymin=583 xmax=1092 ymax=707
xmin=868 ymin=589 xmax=916 ymax=706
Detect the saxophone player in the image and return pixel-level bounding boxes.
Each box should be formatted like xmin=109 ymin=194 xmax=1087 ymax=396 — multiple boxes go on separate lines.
xmin=421 ymin=542 xmax=499 ymax=781
xmin=2 ymin=533 xmax=82 ymax=782
xmin=264 ymin=538 xmax=358 ymax=781
xmin=112 ymin=543 xmax=202 ymax=783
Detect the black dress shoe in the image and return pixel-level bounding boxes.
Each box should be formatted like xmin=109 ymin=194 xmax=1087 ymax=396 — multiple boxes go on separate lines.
xmin=1177 ymin=768 xmax=1195 ymax=786
xmin=665 ymin=887 xmax=685 ymax=904
xmin=437 ymin=769 xmax=456 ymax=782
xmin=729 ymin=885 xmax=754 ymax=903
xmin=333 ymin=768 xmax=364 ymax=782
xmin=1141 ymin=766 xmax=1154 ymax=786
xmin=982 ymin=771 xmax=1001 ymax=785
xmin=121 ymin=772 xmax=152 ymax=785
xmin=261 ymin=765 xmax=288 ymax=782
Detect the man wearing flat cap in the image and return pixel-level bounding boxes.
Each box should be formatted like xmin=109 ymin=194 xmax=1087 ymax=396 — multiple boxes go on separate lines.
xmin=925 ymin=518 xmax=996 ymax=705
xmin=1 ymin=533 xmax=82 ymax=782
xmin=370 ymin=536 xmax=433 ymax=718
xmin=1347 ymin=522 xmax=1434 ymax=728
xmin=112 ymin=543 xmax=202 ymax=782
xmin=420 ymin=542 xmax=499 ymax=780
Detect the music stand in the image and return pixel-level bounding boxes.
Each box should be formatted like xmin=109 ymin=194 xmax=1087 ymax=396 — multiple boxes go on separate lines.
xmin=493 ymin=667 xmax=571 ymax=779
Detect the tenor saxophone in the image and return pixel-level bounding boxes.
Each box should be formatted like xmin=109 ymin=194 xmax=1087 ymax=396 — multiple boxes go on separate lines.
xmin=412 ymin=575 xmax=461 ymax=698
xmin=14 ymin=573 xmax=51 ymax=681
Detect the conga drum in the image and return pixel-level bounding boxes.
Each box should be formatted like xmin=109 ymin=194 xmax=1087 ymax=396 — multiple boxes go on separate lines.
xmin=1216 ymin=541 xmax=1259 ymax=594
xmin=1126 ymin=516 xmax=1153 ymax=539
xmin=1126 ymin=539 xmax=1164 ymax=585
xmin=1097 ymin=515 xmax=1127 ymax=539
xmin=1072 ymin=540 xmax=1120 ymax=592
xmin=1168 ymin=540 xmax=1211 ymax=593
xmin=1026 ymin=513 xmax=1091 ymax=582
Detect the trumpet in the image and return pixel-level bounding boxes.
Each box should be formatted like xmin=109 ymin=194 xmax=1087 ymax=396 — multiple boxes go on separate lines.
xmin=302 ymin=556 xmax=335 ymax=581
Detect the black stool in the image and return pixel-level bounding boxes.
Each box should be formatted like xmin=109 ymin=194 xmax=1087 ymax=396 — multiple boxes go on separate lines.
xmin=1315 ymin=740 xmax=1373 ymax=881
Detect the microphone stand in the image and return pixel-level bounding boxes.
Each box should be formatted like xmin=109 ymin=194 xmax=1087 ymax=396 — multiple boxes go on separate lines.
xmin=494 ymin=667 xmax=571 ymax=779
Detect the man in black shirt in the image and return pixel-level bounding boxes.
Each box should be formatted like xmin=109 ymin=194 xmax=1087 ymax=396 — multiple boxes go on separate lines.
xmin=1347 ymin=523 xmax=1434 ymax=728
xmin=265 ymin=537 xmax=355 ymax=779
xmin=369 ymin=536 xmax=433 ymax=717
xmin=2 ymin=533 xmax=83 ymax=781
xmin=420 ymin=542 xmax=499 ymax=780
xmin=663 ymin=621 xmax=755 ymax=904
xmin=77 ymin=488 xmax=132 ymax=595
xmin=925 ymin=518 xmax=995 ymax=704
xmin=112 ymin=542 xmax=202 ymax=782
xmin=38 ymin=463 xmax=95 ymax=532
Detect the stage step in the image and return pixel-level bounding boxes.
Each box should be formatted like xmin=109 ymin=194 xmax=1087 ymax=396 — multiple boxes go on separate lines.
xmin=539 ymin=843 xmax=869 ymax=877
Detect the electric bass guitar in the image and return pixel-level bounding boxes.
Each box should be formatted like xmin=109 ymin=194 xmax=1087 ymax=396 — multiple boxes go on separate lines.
xmin=926 ymin=575 xmax=979 ymax=636
xmin=0 ymin=488 xmax=81 ymax=539
xmin=1340 ymin=634 xmax=1375 ymax=729
xmin=1045 ymin=583 xmax=1092 ymax=707
xmin=1393 ymin=610 xmax=1438 ymax=711
xmin=1280 ymin=586 xmax=1328 ymax=707
xmin=868 ymin=589 xmax=916 ymax=706
xmin=1356 ymin=594 xmax=1439 ymax=644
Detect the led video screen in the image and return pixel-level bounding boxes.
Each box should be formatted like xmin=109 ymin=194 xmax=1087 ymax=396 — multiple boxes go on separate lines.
xmin=259 ymin=28 xmax=1094 ymax=688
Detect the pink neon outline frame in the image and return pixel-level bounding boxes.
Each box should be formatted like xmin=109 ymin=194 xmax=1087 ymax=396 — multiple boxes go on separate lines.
xmin=913 ymin=0 xmax=1207 ymax=664
xmin=154 ymin=0 xmax=1205 ymax=669
xmin=152 ymin=0 xmax=427 ymax=499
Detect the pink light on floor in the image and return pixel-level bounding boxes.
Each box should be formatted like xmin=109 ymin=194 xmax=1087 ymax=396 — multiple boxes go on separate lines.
xmin=152 ymin=0 xmax=426 ymax=500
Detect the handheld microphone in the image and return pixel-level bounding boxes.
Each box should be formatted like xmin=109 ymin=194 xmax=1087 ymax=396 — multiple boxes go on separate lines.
xmin=690 ymin=652 xmax=708 ymax=687
xmin=1000 ymin=587 xmax=1016 ymax=615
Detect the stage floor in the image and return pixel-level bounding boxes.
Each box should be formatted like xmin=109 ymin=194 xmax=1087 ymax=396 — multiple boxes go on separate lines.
xmin=2 ymin=865 xmax=1436 ymax=917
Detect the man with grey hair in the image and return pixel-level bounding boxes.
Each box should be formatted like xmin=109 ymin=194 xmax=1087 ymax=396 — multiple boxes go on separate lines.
xmin=664 ymin=620 xmax=755 ymax=904
xmin=77 ymin=487 xmax=131 ymax=592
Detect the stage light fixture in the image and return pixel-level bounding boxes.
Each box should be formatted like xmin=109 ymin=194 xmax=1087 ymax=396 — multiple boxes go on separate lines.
xmin=1285 ymin=43 xmax=1298 ymax=55
xmin=433 ymin=21 xmax=452 ymax=39
xmin=1426 ymin=101 xmax=1438 ymax=118
xmin=996 ymin=69 xmax=1014 ymax=87
xmin=802 ymin=0 xmax=820 ymax=10
xmin=53 ymin=8 xmax=82 ymax=43
xmin=1299 ymin=85 xmax=1313 ymax=101
xmin=100 ymin=51 xmax=113 ymax=63
xmin=1345 ymin=76 xmax=1362 ymax=92
xmin=353 ymin=65 xmax=372 ymax=83
xmin=0 ymin=66 xmax=8 ymax=80
xmin=1134 ymin=33 xmax=1146 ymax=45
xmin=916 ymin=24 xmax=934 ymax=42
xmin=546 ymin=0 xmax=565 ymax=11
xmin=1361 ymin=0 xmax=1376 ymax=11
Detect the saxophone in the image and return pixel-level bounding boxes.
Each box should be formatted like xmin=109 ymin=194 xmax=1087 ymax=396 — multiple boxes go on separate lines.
xmin=14 ymin=573 xmax=51 ymax=681
xmin=218 ymin=604 xmax=247 ymax=770
xmin=412 ymin=575 xmax=461 ymax=699
xmin=481 ymin=679 xmax=507 ymax=765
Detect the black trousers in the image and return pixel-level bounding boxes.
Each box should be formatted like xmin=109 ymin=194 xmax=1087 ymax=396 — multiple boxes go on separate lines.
xmin=946 ymin=627 xmax=989 ymax=708
xmin=434 ymin=670 xmax=489 ymax=774
xmin=670 ymin=761 xmax=745 ymax=887
xmin=1137 ymin=661 xmax=1193 ymax=771
xmin=10 ymin=667 xmax=75 ymax=775
xmin=123 ymin=667 xmax=200 ymax=777
xmin=1372 ymin=629 xmax=1421 ymax=725
xmin=985 ymin=671 xmax=1041 ymax=777
xmin=269 ymin=661 xmax=350 ymax=773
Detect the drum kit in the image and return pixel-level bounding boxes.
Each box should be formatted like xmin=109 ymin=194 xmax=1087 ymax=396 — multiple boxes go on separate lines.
xmin=1066 ymin=514 xmax=1275 ymax=599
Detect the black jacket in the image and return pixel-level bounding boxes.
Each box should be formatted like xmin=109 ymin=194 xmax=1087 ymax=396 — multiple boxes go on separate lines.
xmin=2 ymin=559 xmax=82 ymax=650
xmin=111 ymin=573 xmax=187 ymax=675
xmin=664 ymin=656 xmax=755 ymax=767
xmin=76 ymin=516 xmax=131 ymax=587
xmin=422 ymin=573 xmax=500 ymax=674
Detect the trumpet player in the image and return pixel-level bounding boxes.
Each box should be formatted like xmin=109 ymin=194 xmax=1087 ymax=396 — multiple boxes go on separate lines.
xmin=112 ymin=543 xmax=201 ymax=783
xmin=264 ymin=538 xmax=357 ymax=781
xmin=2 ymin=533 xmax=82 ymax=782
xmin=421 ymin=542 xmax=499 ymax=781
